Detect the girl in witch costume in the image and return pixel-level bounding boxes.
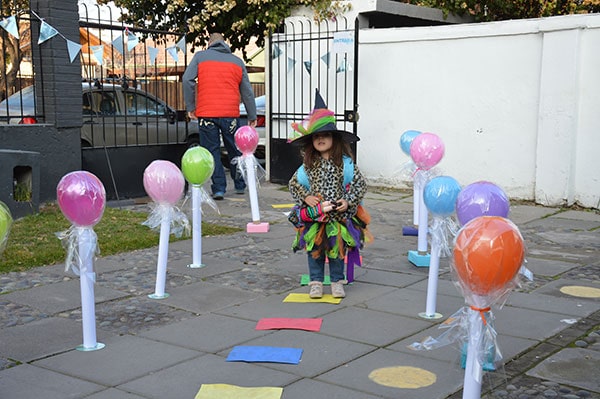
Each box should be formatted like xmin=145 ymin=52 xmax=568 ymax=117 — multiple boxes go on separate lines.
xmin=288 ymin=89 xmax=371 ymax=299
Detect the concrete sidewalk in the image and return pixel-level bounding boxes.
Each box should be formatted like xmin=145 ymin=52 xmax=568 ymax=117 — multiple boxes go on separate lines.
xmin=0 ymin=180 xmax=599 ymax=399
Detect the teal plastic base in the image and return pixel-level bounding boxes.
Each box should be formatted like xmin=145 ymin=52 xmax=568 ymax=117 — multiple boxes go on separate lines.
xmin=76 ymin=342 xmax=105 ymax=352
xmin=408 ymin=250 xmax=431 ymax=267
xmin=148 ymin=293 xmax=170 ymax=299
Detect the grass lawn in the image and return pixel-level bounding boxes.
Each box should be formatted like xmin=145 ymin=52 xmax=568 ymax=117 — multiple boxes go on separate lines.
xmin=0 ymin=203 xmax=240 ymax=274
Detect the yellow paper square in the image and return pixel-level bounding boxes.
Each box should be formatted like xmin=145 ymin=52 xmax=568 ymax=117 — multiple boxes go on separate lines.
xmin=271 ymin=203 xmax=296 ymax=209
xmin=195 ymin=384 xmax=283 ymax=399
xmin=283 ymin=293 xmax=342 ymax=304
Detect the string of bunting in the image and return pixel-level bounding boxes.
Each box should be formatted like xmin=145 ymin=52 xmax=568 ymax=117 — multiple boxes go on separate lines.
xmin=0 ymin=10 xmax=185 ymax=65
xmin=272 ymin=44 xmax=350 ymax=75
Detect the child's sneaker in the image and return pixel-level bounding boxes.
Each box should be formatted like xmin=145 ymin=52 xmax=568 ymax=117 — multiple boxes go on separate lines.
xmin=331 ymin=281 xmax=346 ymax=298
xmin=308 ymin=281 xmax=323 ymax=298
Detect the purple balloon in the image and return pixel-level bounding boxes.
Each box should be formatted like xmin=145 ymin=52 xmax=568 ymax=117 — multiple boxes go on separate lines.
xmin=455 ymin=181 xmax=510 ymax=226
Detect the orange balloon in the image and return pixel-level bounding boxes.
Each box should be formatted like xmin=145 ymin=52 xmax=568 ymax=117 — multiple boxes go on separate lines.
xmin=453 ymin=216 xmax=524 ymax=299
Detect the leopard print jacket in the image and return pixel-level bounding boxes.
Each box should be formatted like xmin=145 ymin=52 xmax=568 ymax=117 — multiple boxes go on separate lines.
xmin=288 ymin=157 xmax=367 ymax=223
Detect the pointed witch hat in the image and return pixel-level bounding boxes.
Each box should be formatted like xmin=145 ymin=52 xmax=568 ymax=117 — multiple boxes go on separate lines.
xmin=288 ymin=89 xmax=359 ymax=146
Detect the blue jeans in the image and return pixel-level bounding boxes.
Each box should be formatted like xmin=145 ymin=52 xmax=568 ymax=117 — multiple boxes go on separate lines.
xmin=308 ymin=252 xmax=345 ymax=283
xmin=198 ymin=118 xmax=246 ymax=194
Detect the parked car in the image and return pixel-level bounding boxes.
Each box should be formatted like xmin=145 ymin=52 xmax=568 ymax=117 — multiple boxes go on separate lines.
xmin=0 ymin=81 xmax=190 ymax=147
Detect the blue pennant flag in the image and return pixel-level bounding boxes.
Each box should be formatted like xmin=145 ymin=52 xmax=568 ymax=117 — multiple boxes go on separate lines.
xmin=111 ymin=35 xmax=124 ymax=55
xmin=38 ymin=21 xmax=58 ymax=44
xmin=272 ymin=44 xmax=282 ymax=59
xmin=303 ymin=60 xmax=312 ymax=75
xmin=127 ymin=31 xmax=138 ymax=51
xmin=91 ymin=45 xmax=104 ymax=65
xmin=176 ymin=36 xmax=186 ymax=53
xmin=148 ymin=47 xmax=159 ymax=64
xmin=287 ymin=57 xmax=296 ymax=72
xmin=167 ymin=46 xmax=179 ymax=62
xmin=66 ymin=39 xmax=82 ymax=62
xmin=336 ymin=59 xmax=347 ymax=73
xmin=0 ymin=16 xmax=19 ymax=39
xmin=320 ymin=52 xmax=330 ymax=67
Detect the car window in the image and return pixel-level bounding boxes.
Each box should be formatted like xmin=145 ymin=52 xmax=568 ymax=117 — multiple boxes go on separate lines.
xmin=123 ymin=92 xmax=166 ymax=116
xmin=84 ymin=91 xmax=119 ymax=116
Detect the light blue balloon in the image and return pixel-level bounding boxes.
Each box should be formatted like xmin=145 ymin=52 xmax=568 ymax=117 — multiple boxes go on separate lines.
xmin=400 ymin=130 xmax=421 ymax=155
xmin=423 ymin=176 xmax=462 ymax=216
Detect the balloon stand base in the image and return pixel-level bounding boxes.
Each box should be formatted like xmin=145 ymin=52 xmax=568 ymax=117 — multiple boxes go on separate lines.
xmin=408 ymin=250 xmax=430 ymax=267
xmin=76 ymin=342 xmax=105 ymax=352
xmin=461 ymin=342 xmax=496 ymax=371
xmin=148 ymin=293 xmax=170 ymax=300
xmin=418 ymin=311 xmax=443 ymax=320
xmin=247 ymin=222 xmax=269 ymax=233
xmin=402 ymin=226 xmax=418 ymax=236
xmin=187 ymin=263 xmax=206 ymax=269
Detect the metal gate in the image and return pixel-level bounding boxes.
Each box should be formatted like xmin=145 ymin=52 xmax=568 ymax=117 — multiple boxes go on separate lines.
xmin=268 ymin=16 xmax=359 ymax=184
xmin=78 ymin=3 xmax=189 ymax=200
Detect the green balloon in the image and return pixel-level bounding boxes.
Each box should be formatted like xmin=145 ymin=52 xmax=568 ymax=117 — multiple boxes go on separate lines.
xmin=0 ymin=201 xmax=13 ymax=252
xmin=181 ymin=146 xmax=215 ymax=185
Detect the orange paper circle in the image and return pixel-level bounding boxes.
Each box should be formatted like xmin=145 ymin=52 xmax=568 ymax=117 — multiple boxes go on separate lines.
xmin=453 ymin=216 xmax=524 ymax=297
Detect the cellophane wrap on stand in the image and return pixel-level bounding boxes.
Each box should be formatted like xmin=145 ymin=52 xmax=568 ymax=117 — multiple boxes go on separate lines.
xmin=56 ymin=226 xmax=99 ymax=276
xmin=142 ymin=203 xmax=190 ymax=238
xmin=233 ymin=154 xmax=266 ymax=186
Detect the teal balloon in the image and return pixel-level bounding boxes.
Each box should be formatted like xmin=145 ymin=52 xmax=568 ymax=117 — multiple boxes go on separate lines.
xmin=0 ymin=201 xmax=13 ymax=252
xmin=400 ymin=130 xmax=421 ymax=155
xmin=423 ymin=176 xmax=462 ymax=217
xmin=181 ymin=146 xmax=214 ymax=185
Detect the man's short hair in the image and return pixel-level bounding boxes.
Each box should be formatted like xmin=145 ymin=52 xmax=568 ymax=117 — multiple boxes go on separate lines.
xmin=208 ymin=33 xmax=224 ymax=46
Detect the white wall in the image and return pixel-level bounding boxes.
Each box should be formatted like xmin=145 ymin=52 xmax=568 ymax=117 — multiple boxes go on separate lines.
xmin=356 ymin=14 xmax=600 ymax=208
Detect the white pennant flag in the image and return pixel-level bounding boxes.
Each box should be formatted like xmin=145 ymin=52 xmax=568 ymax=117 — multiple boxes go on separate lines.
xmin=66 ymin=39 xmax=82 ymax=62
xmin=38 ymin=21 xmax=58 ymax=44
xmin=0 ymin=16 xmax=19 ymax=39
xmin=148 ymin=46 xmax=159 ymax=64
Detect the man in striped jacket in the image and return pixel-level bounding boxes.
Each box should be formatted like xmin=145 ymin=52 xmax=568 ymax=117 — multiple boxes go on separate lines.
xmin=183 ymin=32 xmax=257 ymax=200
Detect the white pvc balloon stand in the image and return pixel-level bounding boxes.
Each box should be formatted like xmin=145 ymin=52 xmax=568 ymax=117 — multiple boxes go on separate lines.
xmin=187 ymin=185 xmax=205 ymax=268
xmin=149 ymin=211 xmax=171 ymax=299
xmin=418 ymin=243 xmax=442 ymax=319
xmin=244 ymin=155 xmax=269 ymax=233
xmin=463 ymin=308 xmax=484 ymax=399
xmin=76 ymin=228 xmax=105 ymax=351
xmin=408 ymin=170 xmax=431 ymax=267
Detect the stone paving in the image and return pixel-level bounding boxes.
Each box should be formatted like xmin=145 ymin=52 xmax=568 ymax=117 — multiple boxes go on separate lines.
xmin=0 ymin=180 xmax=599 ymax=399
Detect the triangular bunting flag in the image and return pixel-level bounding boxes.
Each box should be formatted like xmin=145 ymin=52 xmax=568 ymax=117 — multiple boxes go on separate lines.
xmin=303 ymin=60 xmax=312 ymax=75
xmin=176 ymin=36 xmax=186 ymax=53
xmin=91 ymin=44 xmax=104 ymax=65
xmin=0 ymin=16 xmax=19 ymax=39
xmin=336 ymin=59 xmax=347 ymax=73
xmin=38 ymin=21 xmax=58 ymax=44
xmin=66 ymin=39 xmax=82 ymax=62
xmin=272 ymin=44 xmax=282 ymax=59
xmin=148 ymin=46 xmax=159 ymax=64
xmin=320 ymin=52 xmax=330 ymax=67
xmin=167 ymin=46 xmax=179 ymax=62
xmin=127 ymin=31 xmax=138 ymax=51
xmin=111 ymin=35 xmax=124 ymax=55
xmin=287 ymin=57 xmax=296 ymax=71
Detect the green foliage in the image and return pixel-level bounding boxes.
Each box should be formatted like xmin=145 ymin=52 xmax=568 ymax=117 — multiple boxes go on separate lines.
xmin=0 ymin=203 xmax=241 ymax=273
xmin=100 ymin=0 xmax=350 ymax=59
xmin=409 ymin=0 xmax=600 ymax=22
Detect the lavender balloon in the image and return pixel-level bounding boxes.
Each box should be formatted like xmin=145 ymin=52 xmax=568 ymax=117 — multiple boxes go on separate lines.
xmin=455 ymin=181 xmax=510 ymax=226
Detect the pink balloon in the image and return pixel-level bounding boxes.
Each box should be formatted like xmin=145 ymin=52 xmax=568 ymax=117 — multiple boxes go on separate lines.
xmin=410 ymin=132 xmax=445 ymax=170
xmin=143 ymin=160 xmax=185 ymax=205
xmin=235 ymin=125 xmax=259 ymax=155
xmin=57 ymin=171 xmax=106 ymax=227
